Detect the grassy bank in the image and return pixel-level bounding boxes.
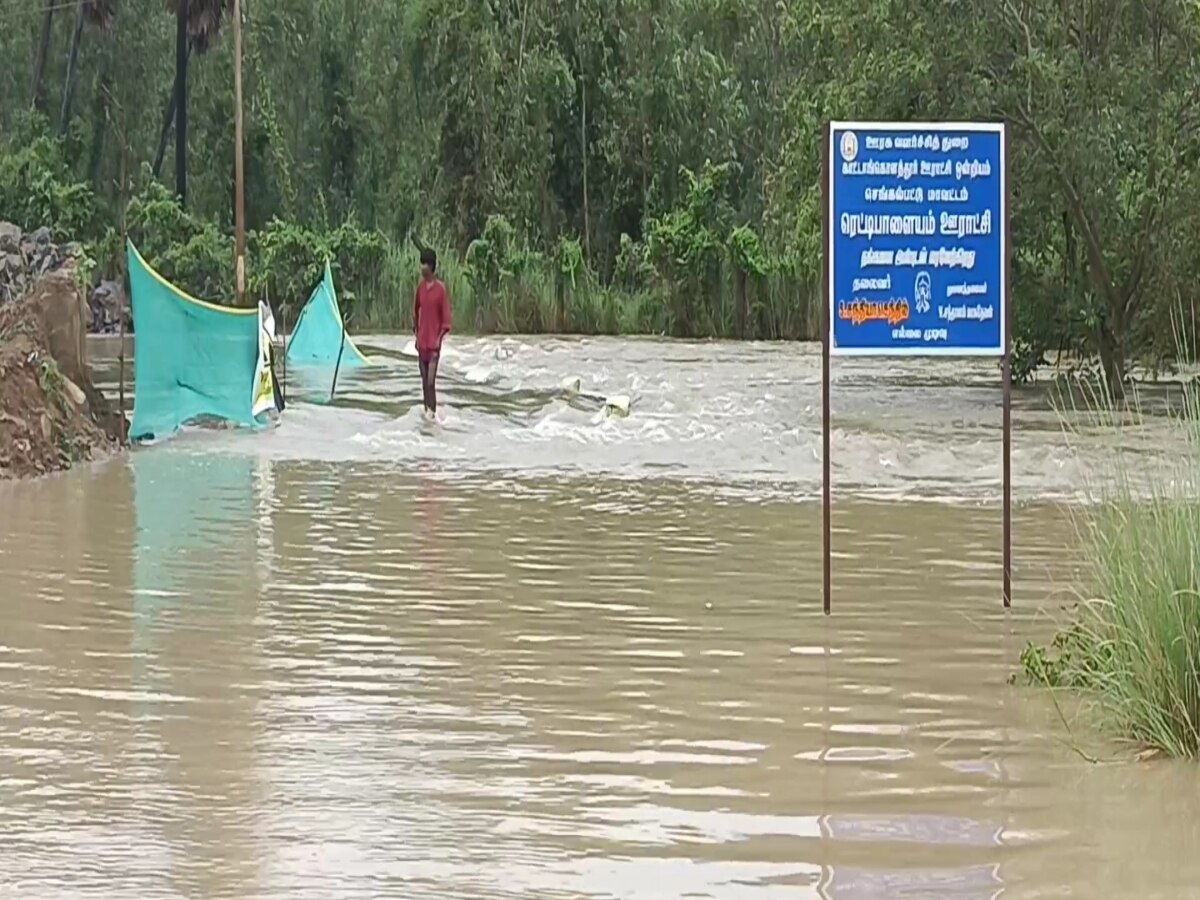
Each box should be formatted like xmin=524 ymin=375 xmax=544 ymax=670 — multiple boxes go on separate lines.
xmin=1021 ymin=380 xmax=1200 ymax=758
xmin=351 ymin=234 xmax=820 ymax=339
xmin=104 ymin=196 xmax=821 ymax=342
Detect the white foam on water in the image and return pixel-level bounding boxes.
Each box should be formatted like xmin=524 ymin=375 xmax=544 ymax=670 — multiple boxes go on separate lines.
xmin=98 ymin=334 xmax=1192 ymax=504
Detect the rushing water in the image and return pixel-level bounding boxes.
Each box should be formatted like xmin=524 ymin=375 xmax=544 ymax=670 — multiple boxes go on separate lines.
xmin=3 ymin=336 xmax=1199 ymax=899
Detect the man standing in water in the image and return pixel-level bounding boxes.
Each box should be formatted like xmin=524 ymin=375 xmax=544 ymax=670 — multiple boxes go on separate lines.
xmin=413 ymin=248 xmax=452 ymax=415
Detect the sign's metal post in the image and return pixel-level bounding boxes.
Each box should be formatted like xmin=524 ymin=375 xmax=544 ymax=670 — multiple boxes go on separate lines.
xmin=823 ymin=120 xmax=1011 ymax=612
xmin=822 ymin=121 xmax=833 ymax=616
xmin=1002 ymin=122 xmax=1013 ymax=608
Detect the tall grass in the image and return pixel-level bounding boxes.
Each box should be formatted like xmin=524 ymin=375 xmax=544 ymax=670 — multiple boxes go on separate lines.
xmin=351 ymin=235 xmax=820 ymax=340
xmin=1024 ymin=376 xmax=1200 ymax=758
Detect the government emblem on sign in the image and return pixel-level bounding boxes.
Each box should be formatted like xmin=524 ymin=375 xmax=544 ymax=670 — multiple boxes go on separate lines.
xmin=839 ymin=130 xmax=858 ymax=163
xmin=914 ymin=271 xmax=932 ymax=314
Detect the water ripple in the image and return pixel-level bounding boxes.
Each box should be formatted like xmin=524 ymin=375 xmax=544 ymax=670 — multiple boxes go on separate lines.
xmin=0 ymin=343 xmax=1197 ymax=897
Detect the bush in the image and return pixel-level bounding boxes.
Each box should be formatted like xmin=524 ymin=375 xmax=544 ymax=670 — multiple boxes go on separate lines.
xmin=91 ymin=181 xmax=390 ymax=319
xmin=0 ymin=114 xmax=98 ymax=240
xmin=1021 ymin=379 xmax=1200 ymax=758
xmin=249 ymin=218 xmax=386 ymax=317
xmin=107 ymin=179 xmax=233 ymax=301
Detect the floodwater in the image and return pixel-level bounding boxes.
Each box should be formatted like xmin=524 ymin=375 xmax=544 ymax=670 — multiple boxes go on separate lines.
xmin=2 ymin=336 xmax=1199 ymax=898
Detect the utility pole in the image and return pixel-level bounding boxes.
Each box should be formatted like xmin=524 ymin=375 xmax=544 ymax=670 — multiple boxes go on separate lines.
xmin=175 ymin=0 xmax=187 ymax=204
xmin=233 ymin=0 xmax=247 ymax=306
xmin=103 ymin=84 xmax=130 ymax=446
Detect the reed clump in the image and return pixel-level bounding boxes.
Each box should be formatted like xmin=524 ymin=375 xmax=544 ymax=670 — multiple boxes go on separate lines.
xmin=1021 ymin=376 xmax=1200 ymax=758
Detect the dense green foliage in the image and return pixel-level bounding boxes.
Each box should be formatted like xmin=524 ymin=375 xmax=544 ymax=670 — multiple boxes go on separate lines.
xmin=1018 ymin=378 xmax=1200 ymax=757
xmin=2 ymin=0 xmax=1200 ymax=378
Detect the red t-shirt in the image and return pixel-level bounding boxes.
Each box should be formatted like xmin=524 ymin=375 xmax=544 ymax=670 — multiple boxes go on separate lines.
xmin=413 ymin=279 xmax=451 ymax=354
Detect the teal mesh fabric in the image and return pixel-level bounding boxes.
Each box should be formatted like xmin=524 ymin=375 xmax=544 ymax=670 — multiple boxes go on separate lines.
xmin=127 ymin=241 xmax=264 ymax=442
xmin=285 ymin=261 xmax=368 ymax=368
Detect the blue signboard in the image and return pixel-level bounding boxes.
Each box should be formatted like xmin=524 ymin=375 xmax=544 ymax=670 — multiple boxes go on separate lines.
xmin=828 ymin=122 xmax=1006 ymax=356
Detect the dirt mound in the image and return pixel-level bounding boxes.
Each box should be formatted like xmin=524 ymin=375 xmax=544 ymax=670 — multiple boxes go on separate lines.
xmin=0 ymin=266 xmax=123 ymax=479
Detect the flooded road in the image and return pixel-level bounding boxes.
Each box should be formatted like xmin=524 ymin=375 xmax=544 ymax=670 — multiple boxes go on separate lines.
xmin=87 ymin=334 xmax=1189 ymax=501
xmin=3 ymin=337 xmax=1199 ymax=898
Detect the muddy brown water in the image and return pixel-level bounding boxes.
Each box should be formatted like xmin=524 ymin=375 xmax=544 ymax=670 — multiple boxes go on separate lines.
xmin=3 ymin=337 xmax=1200 ymax=898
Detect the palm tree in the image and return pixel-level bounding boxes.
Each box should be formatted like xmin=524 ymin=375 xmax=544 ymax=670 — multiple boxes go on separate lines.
xmin=59 ymin=0 xmax=118 ymax=135
xmin=30 ymin=0 xmax=56 ymax=110
xmin=159 ymin=0 xmax=231 ymax=204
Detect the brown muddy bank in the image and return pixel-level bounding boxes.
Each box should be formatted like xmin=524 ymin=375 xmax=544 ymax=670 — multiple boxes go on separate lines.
xmin=0 ymin=266 xmax=124 ymax=480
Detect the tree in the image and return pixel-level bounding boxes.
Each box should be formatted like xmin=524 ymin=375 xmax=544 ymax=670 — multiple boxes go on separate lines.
xmin=974 ymin=0 xmax=1200 ymax=391
xmin=59 ymin=1 xmax=118 ymax=137
xmin=30 ymin=0 xmax=57 ymax=111
xmin=8 ymin=0 xmax=1200 ymax=350
xmin=163 ymin=0 xmax=230 ymax=204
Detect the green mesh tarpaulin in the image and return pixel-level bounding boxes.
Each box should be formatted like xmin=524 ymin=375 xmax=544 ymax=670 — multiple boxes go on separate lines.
xmin=127 ymin=241 xmax=272 ymax=442
xmin=285 ymin=261 xmax=369 ymax=368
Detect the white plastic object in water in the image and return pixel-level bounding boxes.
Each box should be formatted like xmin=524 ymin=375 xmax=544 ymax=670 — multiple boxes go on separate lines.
xmin=402 ymin=338 xmax=418 ymax=357
xmin=604 ymin=394 xmax=631 ymax=417
xmin=560 ymin=375 xmax=583 ymax=395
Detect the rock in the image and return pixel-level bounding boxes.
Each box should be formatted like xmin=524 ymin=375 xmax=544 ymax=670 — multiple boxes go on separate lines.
xmin=0 ymin=222 xmax=21 ymax=253
xmin=88 ymin=280 xmax=127 ymax=334
xmin=24 ymin=268 xmax=89 ymax=390
xmin=63 ymin=377 xmax=87 ymax=408
xmin=0 ymin=224 xmax=80 ymax=315
xmin=0 ymin=223 xmax=117 ymax=337
xmin=0 ymin=411 xmax=28 ymax=432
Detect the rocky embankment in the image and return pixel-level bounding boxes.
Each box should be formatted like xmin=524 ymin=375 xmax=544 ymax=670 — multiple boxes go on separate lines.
xmin=0 ymin=221 xmax=129 ymax=334
xmin=0 ymin=258 xmax=124 ymax=480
